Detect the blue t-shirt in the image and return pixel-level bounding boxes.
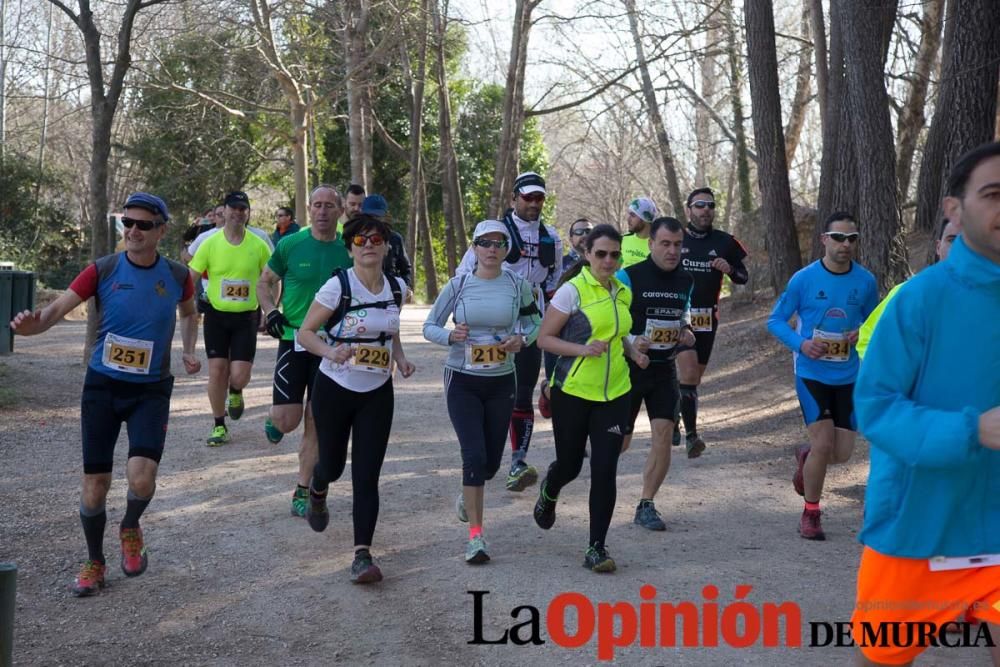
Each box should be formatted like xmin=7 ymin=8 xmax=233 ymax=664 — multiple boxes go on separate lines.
xmin=78 ymin=254 xmax=189 ymax=382
xmin=767 ymin=259 xmax=879 ymax=385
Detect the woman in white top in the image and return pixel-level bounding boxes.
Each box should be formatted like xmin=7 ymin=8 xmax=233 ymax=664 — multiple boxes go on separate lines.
xmin=297 ymin=213 xmax=416 ymax=584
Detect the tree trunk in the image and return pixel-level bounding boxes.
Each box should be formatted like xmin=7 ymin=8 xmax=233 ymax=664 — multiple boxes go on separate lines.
xmin=784 ymin=1 xmax=813 ymax=166
xmin=895 ymin=0 xmax=944 ymax=202
xmin=745 ymin=0 xmax=802 ymax=293
xmin=842 ymin=0 xmax=908 ymax=292
xmin=623 ymin=0 xmax=685 ymax=217
xmin=725 ymin=0 xmax=754 ymax=229
xmin=810 ymin=0 xmax=828 ymax=132
xmin=815 ymin=0 xmax=848 ymax=258
xmin=344 ymin=0 xmax=371 ymax=189
xmin=431 ymin=0 xmax=466 ymax=271
xmin=914 ymin=0 xmax=1000 ymax=246
xmin=417 ymin=165 xmax=438 ymax=299
xmin=289 ymin=101 xmax=310 ymax=223
xmin=487 ymin=0 xmax=538 ymax=218
xmin=695 ymin=11 xmax=721 ymax=185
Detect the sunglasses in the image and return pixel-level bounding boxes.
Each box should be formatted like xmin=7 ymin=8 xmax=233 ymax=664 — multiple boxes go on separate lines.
xmin=592 ymin=250 xmax=622 ymax=260
xmin=122 ymin=217 xmax=163 ymax=231
xmin=519 ymin=193 xmax=545 ymax=203
xmin=824 ymin=232 xmax=859 ymax=244
xmin=689 ymin=201 xmax=716 ymax=210
xmin=474 ymin=238 xmax=509 ymax=249
xmin=570 ymin=228 xmax=593 ymax=237
xmin=350 ymin=233 xmax=385 ymax=247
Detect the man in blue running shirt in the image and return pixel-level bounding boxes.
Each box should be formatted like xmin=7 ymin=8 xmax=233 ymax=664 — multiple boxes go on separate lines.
xmin=768 ymin=212 xmax=878 ymax=541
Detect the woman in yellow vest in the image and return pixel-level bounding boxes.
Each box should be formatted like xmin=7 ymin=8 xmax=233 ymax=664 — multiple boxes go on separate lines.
xmin=533 ymin=224 xmax=643 ymax=572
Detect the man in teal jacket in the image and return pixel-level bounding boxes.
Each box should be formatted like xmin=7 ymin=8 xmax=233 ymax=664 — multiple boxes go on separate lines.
xmin=851 ymin=141 xmax=1000 ymax=666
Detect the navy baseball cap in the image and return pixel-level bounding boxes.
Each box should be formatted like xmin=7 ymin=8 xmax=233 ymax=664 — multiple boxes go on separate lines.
xmin=123 ymin=192 xmax=170 ymax=222
xmin=224 ymin=191 xmax=251 ymax=208
xmin=361 ymin=194 xmax=389 ymax=217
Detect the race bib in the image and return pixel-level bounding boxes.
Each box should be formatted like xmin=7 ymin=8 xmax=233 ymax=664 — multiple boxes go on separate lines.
xmin=293 ymin=329 xmax=329 ymax=353
xmin=352 ymin=343 xmax=392 ymax=376
xmin=464 ymin=338 xmax=508 ymax=370
xmin=690 ymin=308 xmax=713 ymax=332
xmin=102 ymin=333 xmax=154 ymax=375
xmin=221 ymin=279 xmax=251 ymax=302
xmin=929 ymin=554 xmax=1000 ymax=572
xmin=644 ymin=319 xmax=681 ymax=350
xmin=813 ymin=329 xmax=850 ymax=362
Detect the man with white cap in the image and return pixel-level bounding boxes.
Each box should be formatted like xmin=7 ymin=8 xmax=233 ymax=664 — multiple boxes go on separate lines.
xmin=456 ymin=171 xmax=563 ymax=492
xmin=424 ymin=220 xmax=541 ymax=563
xmin=620 ymin=197 xmax=658 ymax=268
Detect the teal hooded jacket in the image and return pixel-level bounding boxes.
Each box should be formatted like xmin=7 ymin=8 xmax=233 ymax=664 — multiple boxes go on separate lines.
xmin=855 ymin=236 xmax=1000 ymax=558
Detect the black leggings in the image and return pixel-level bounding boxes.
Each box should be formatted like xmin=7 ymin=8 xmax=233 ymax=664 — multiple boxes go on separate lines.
xmin=545 ymin=387 xmax=629 ymax=547
xmin=514 ymin=342 xmax=542 ymax=412
xmin=446 ymin=369 xmax=515 ymax=486
xmin=310 ymin=372 xmax=393 ymax=546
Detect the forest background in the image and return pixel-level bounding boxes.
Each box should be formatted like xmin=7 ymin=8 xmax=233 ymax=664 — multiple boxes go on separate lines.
xmin=1 ymin=0 xmax=998 ymax=300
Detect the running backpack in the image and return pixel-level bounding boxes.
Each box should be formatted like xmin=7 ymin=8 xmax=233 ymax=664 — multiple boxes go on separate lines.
xmin=322 ymin=268 xmax=404 ymax=344
xmin=501 ymin=210 xmax=556 ymax=274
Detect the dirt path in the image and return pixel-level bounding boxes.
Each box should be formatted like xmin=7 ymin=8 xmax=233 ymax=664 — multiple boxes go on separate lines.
xmin=0 ymin=300 xmax=984 ymax=665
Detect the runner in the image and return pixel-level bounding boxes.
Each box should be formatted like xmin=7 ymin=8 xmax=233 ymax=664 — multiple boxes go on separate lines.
xmin=344 ymin=183 xmax=366 ymax=219
xmin=423 ymin=220 xmax=541 ymax=564
xmin=296 ymin=213 xmax=416 ymax=584
xmin=456 ymin=171 xmax=563 ymax=492
xmin=619 ymin=197 xmax=658 ymax=268
xmin=856 ymin=217 xmax=960 ymax=360
xmin=533 ymin=224 xmax=637 ymax=573
xmin=767 ymin=211 xmax=878 ymax=540
xmin=673 ymin=188 xmax=749 ymax=455
xmin=617 ymin=217 xmax=696 ymax=530
xmin=540 ymin=216 xmax=594 ymax=419
xmin=851 ymin=142 xmax=1000 ymax=666
xmin=10 ymin=192 xmax=200 ymax=596
xmin=271 ymin=206 xmax=300 ymax=247
xmin=188 ymin=191 xmax=272 ymax=445
xmin=256 ymin=185 xmax=352 ymax=517
xmin=360 ymin=194 xmax=414 ymax=289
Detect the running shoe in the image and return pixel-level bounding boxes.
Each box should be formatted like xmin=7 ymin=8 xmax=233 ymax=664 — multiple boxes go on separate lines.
xmin=634 ymin=502 xmax=666 ymax=531
xmin=793 ymin=444 xmax=810 ymax=497
xmin=264 ymin=417 xmax=284 ymax=444
xmin=119 ymin=526 xmax=148 ymax=576
xmin=685 ymin=435 xmax=706 ymax=459
xmin=583 ymin=545 xmax=616 ymax=573
xmin=226 ymin=391 xmax=244 ymax=420
xmin=798 ymin=508 xmax=825 ymax=541
xmin=505 ymin=463 xmax=538 ymax=492
xmin=71 ymin=559 xmax=106 ymax=597
xmin=533 ymin=480 xmax=557 ymax=530
xmin=206 ymin=424 xmax=230 ymax=447
xmin=538 ymin=381 xmax=552 ymax=419
xmin=456 ymin=494 xmax=468 ymax=523
xmin=306 ymin=487 xmax=329 ymax=532
xmin=465 ymin=536 xmax=490 ymax=565
xmin=291 ymin=486 xmax=308 ymax=518
xmin=672 ymin=423 xmax=681 ymax=447
xmin=350 ymin=550 xmax=383 ymax=584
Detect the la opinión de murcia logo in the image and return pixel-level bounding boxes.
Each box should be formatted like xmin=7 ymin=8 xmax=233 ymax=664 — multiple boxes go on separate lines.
xmin=468 ymin=587 xmax=996 ymax=661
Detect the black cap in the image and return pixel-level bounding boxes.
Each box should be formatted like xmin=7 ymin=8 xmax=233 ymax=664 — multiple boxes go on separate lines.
xmin=224 ymin=191 xmax=251 ymax=208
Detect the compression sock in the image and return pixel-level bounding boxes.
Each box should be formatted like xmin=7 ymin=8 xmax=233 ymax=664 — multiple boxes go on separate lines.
xmin=121 ymin=489 xmax=152 ymax=529
xmin=80 ymin=503 xmax=107 ymax=564
xmin=679 ymin=384 xmax=699 ymax=437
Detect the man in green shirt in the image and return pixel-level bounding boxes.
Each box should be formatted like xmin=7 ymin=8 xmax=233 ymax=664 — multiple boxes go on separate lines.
xmin=257 ymin=184 xmax=353 ymax=517
xmin=620 ymin=197 xmax=658 ymax=268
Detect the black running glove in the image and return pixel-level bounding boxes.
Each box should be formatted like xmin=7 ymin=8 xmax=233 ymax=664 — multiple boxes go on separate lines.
xmin=265 ymin=309 xmax=290 ymax=339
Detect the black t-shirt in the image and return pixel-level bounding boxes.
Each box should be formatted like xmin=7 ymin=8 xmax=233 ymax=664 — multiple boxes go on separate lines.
xmin=623 ymin=257 xmax=694 ymax=364
xmin=680 ymin=224 xmax=749 ymax=310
